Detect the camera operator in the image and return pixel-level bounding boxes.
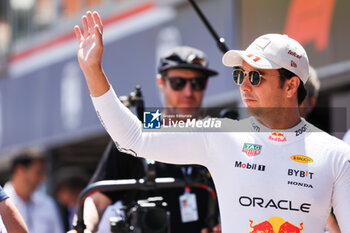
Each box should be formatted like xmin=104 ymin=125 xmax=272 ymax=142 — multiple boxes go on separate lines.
xmin=68 ymin=46 xmax=220 ymax=233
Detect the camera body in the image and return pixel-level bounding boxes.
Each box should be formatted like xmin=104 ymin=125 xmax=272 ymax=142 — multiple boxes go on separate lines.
xmin=110 ymin=197 xmax=170 ymax=233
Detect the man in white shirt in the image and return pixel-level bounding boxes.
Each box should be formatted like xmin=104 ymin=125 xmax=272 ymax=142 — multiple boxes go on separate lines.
xmin=4 ymin=150 xmax=64 ymax=233
xmin=73 ymin=11 xmax=350 ymax=233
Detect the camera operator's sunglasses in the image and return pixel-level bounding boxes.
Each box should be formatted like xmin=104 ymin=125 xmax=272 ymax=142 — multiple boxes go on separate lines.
xmin=232 ymin=68 xmax=280 ymax=86
xmin=163 ymin=77 xmax=208 ymax=91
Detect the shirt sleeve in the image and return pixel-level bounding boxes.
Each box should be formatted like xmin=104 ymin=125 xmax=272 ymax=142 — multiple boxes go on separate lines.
xmin=0 ymin=186 xmax=9 ymax=202
xmin=332 ymin=146 xmax=350 ymax=232
xmin=91 ymin=87 xmax=212 ymax=167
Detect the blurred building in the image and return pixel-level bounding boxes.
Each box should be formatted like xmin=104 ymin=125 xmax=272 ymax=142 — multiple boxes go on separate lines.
xmin=0 ymin=0 xmax=349 ymax=191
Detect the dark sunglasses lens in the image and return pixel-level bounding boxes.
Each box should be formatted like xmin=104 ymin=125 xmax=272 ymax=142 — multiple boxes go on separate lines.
xmin=249 ymin=71 xmax=261 ymax=86
xmin=169 ymin=78 xmax=187 ymax=90
xmin=190 ymin=78 xmax=207 ymax=91
xmin=233 ymin=70 xmax=244 ymax=85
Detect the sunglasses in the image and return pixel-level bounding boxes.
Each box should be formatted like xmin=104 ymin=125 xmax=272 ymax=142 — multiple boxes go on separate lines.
xmin=163 ymin=76 xmax=208 ymax=91
xmin=232 ymin=68 xmax=280 ymax=86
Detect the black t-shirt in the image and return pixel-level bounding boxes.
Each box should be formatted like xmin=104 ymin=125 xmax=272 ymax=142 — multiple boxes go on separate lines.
xmin=90 ymin=141 xmax=219 ymax=233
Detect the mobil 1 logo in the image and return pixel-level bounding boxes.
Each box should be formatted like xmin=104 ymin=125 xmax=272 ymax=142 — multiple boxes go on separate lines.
xmin=235 ymin=161 xmax=266 ymax=172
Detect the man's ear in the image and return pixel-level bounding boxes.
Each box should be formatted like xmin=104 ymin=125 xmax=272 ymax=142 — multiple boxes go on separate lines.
xmin=286 ymin=76 xmax=300 ymax=98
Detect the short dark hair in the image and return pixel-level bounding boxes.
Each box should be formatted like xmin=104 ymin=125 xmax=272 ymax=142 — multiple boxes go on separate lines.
xmin=11 ymin=150 xmax=45 ymax=175
xmin=278 ymin=68 xmax=307 ymax=105
xmin=53 ymin=167 xmax=89 ymax=195
xmin=54 ymin=175 xmax=88 ymax=195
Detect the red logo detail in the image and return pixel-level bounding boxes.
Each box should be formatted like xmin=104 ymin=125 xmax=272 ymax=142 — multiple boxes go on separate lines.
xmin=279 ymin=221 xmax=304 ymax=232
xmin=285 ymin=0 xmax=336 ymax=51
xmin=272 ymin=132 xmax=284 ymax=137
xmin=249 ymin=220 xmax=274 ymax=233
xmin=247 ymin=54 xmax=261 ymax=62
xmin=269 ymin=132 xmax=287 ymax=142
xmin=250 ymin=217 xmax=304 ymax=233
xmin=288 ymin=50 xmax=302 ymax=59
xmin=291 ymin=60 xmax=297 ymax=68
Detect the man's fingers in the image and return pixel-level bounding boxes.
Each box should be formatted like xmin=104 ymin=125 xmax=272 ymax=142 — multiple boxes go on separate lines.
xmin=93 ymin=11 xmax=103 ymax=33
xmin=82 ymin=16 xmax=89 ymax=37
xmin=94 ymin=25 xmax=102 ymax=40
xmin=74 ymin=26 xmax=83 ymax=42
xmin=86 ymin=11 xmax=96 ymax=30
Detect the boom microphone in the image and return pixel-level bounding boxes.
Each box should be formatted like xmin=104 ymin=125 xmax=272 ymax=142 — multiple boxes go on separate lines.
xmin=188 ymin=0 xmax=229 ymax=54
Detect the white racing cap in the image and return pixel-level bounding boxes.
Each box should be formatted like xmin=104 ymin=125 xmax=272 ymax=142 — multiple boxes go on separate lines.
xmin=222 ymin=34 xmax=310 ymax=83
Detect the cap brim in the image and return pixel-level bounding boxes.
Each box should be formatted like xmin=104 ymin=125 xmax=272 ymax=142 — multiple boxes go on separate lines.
xmin=161 ymin=64 xmax=218 ymax=77
xmin=222 ymin=50 xmax=281 ymax=69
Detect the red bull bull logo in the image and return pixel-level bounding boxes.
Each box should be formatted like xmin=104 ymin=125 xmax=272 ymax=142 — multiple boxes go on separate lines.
xmin=269 ymin=132 xmax=287 ymax=142
xmin=249 ymin=219 xmax=274 ymax=233
xmin=250 ymin=216 xmax=303 ymax=233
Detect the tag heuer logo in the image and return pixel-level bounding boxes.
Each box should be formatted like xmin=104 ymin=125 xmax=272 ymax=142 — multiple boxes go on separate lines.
xmin=243 ymin=143 xmax=262 ymax=156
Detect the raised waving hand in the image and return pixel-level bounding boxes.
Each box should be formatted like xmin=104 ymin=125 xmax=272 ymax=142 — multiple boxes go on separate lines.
xmin=74 ymin=11 xmax=104 ymax=69
xmin=74 ymin=11 xmax=110 ymax=97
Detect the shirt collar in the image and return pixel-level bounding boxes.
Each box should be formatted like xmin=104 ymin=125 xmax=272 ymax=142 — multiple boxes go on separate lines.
xmin=249 ymin=117 xmax=313 ymax=144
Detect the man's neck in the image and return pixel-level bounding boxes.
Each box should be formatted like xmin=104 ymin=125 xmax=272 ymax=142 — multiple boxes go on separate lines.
xmin=11 ymin=178 xmax=32 ymax=202
xmin=254 ymin=108 xmax=301 ymax=130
